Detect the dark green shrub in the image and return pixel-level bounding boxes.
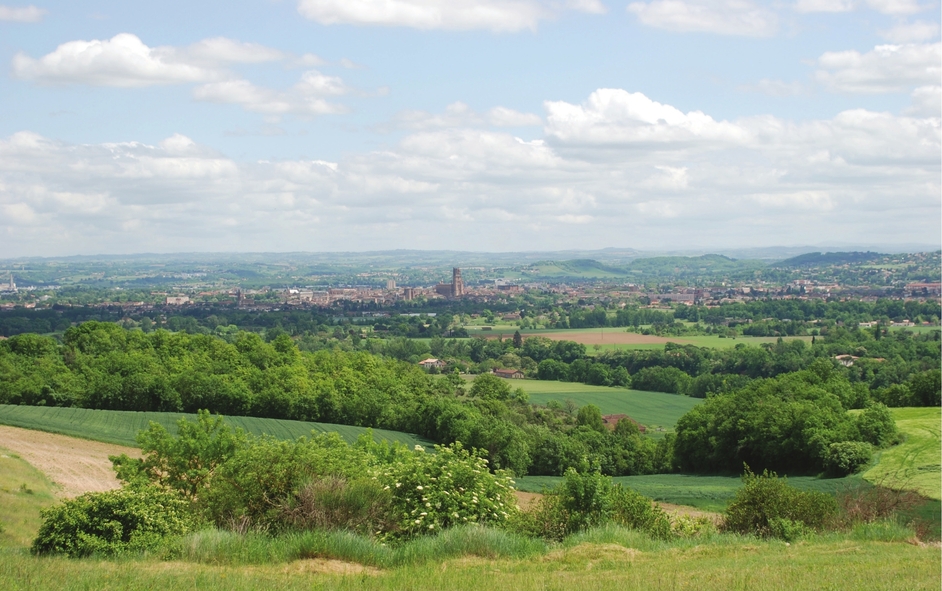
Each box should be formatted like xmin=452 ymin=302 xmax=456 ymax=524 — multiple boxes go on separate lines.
xmin=855 ymin=403 xmax=899 ymax=448
xmin=512 ymin=467 xmax=670 ymax=541
xmin=281 ymin=476 xmax=395 ymax=535
xmin=32 ymin=485 xmax=194 ymax=557
xmin=723 ymin=468 xmax=837 ymax=540
xmin=202 ymin=433 xmax=370 ymax=531
xmin=824 ymin=441 xmax=872 ymax=476
xmin=609 ymin=485 xmax=672 ymax=539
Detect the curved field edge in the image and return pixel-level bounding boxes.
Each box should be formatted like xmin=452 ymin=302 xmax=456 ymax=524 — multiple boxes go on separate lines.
xmin=0 ymin=447 xmax=58 ymax=547
xmin=863 ymin=407 xmax=941 ymax=501
xmin=0 ymin=405 xmax=433 ymax=449
xmin=0 ymin=535 xmax=939 ymax=591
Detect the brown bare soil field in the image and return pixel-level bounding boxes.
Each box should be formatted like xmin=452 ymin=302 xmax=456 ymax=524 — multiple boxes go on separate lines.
xmin=0 ymin=425 xmax=140 ymax=498
xmin=533 ymin=331 xmax=693 ymax=346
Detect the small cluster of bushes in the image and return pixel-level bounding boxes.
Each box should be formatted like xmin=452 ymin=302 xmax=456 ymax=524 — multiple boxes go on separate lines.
xmin=513 ymin=465 xmax=673 ymax=541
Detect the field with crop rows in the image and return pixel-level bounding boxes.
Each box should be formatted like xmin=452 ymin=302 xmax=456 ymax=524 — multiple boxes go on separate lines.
xmin=864 ymin=407 xmax=941 ymax=500
xmin=0 ymin=405 xmax=432 ymax=449
xmin=513 ymin=380 xmax=701 ymax=431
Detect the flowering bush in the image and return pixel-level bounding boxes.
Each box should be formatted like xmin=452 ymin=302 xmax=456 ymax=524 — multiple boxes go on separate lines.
xmin=373 ymin=442 xmax=519 ymax=538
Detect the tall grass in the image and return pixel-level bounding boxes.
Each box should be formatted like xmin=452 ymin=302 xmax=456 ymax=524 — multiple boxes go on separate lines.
xmin=171 ymin=525 xmax=545 ymax=568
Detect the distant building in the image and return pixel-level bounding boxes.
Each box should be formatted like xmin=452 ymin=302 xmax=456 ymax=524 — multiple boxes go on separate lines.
xmin=419 ymin=358 xmax=447 ymax=370
xmin=386 ymin=279 xmax=396 ymax=290
xmin=493 ymin=368 xmax=524 ymax=379
xmin=0 ymin=274 xmax=15 ymax=294
xmin=451 ymin=267 xmax=464 ymax=297
xmin=165 ymin=295 xmax=190 ymax=305
xmin=403 ymin=287 xmax=416 ymax=301
xmin=834 ymin=354 xmax=858 ymax=367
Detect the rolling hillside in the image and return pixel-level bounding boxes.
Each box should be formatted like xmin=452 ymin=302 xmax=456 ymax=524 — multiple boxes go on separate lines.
xmin=0 ymin=405 xmax=432 ymax=449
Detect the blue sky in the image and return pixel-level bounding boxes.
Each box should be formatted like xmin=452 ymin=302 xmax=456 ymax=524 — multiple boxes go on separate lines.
xmin=0 ymin=0 xmax=939 ymax=256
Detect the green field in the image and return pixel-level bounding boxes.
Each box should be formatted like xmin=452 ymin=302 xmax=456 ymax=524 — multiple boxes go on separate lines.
xmin=512 ymin=381 xmax=701 ymax=431
xmin=515 ymin=474 xmax=870 ymax=512
xmin=864 ymin=407 xmax=941 ymax=500
xmin=0 ymin=447 xmax=57 ymax=547
xmin=0 ymin=405 xmax=432 ymax=449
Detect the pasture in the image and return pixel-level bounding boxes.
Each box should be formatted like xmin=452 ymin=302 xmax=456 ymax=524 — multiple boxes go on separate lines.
xmin=514 ymin=474 xmax=870 ymax=513
xmin=0 ymin=405 xmax=432 ymax=449
xmin=512 ymin=381 xmax=701 ymax=431
xmin=863 ymin=407 xmax=941 ymax=500
xmin=0 ymin=446 xmax=57 ymax=547
xmin=464 ymin=326 xmax=816 ymax=351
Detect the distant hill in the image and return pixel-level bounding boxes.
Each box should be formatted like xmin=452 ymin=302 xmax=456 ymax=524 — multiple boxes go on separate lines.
xmin=774 ymin=251 xmax=885 ymax=267
xmin=625 ymin=254 xmax=765 ymax=277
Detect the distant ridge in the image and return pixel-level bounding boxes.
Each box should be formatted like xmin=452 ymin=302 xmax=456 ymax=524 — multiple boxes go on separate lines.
xmin=775 ymin=251 xmax=885 ymax=267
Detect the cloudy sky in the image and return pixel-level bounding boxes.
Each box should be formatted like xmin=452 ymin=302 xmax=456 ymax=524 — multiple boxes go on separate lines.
xmin=0 ymin=0 xmax=939 ymax=256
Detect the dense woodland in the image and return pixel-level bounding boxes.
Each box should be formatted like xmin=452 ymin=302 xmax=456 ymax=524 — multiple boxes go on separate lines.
xmin=1 ymin=315 xmax=937 ymax=478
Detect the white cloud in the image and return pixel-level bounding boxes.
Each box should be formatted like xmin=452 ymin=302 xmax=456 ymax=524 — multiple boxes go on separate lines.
xmin=627 ymin=0 xmax=778 ymax=37
xmin=879 ymin=20 xmax=940 ymax=43
xmin=905 ymin=85 xmax=941 ymax=116
xmin=815 ymin=43 xmax=941 ymax=93
xmin=0 ymin=4 xmax=45 ymax=22
xmin=12 ymin=34 xmax=357 ymax=118
xmin=0 ymin=89 xmax=938 ymax=254
xmin=297 ymin=0 xmax=601 ymax=31
xmin=544 ymin=88 xmax=749 ymax=146
xmin=193 ymin=71 xmax=350 ymax=117
xmin=12 ymin=33 xmax=218 ymax=87
xmin=11 ymin=34 xmax=307 ymax=88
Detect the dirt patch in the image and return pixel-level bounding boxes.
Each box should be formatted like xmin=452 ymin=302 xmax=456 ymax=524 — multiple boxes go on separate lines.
xmin=514 ymin=491 xmax=543 ymax=512
xmin=0 ymin=425 xmax=140 ymax=498
xmin=285 ymin=558 xmax=381 ymax=576
xmin=658 ymin=502 xmax=723 ymax=523
xmin=531 ymin=332 xmax=693 ymax=346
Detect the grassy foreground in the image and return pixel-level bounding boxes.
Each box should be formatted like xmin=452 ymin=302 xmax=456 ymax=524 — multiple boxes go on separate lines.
xmin=1 ymin=531 xmax=938 ymax=591
xmin=0 ymin=405 xmax=431 ymax=449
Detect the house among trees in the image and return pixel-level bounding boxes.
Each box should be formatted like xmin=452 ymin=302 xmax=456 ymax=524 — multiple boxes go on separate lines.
xmin=493 ymin=368 xmax=525 ymax=379
xmin=418 ymin=358 xmax=446 ymax=370
xmin=601 ymin=414 xmax=646 ymax=433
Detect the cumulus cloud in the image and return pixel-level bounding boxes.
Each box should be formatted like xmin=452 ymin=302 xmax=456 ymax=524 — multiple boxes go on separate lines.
xmin=0 ymin=89 xmax=938 ymax=254
xmin=12 ymin=34 xmax=218 ymax=87
xmin=10 ymin=34 xmax=294 ymax=87
xmin=12 ymin=34 xmax=357 ymax=119
xmin=626 ymin=0 xmax=778 ymax=37
xmin=297 ymin=0 xmax=602 ymax=31
xmin=879 ymin=20 xmax=940 ymax=43
xmin=544 ymin=88 xmax=749 ymax=147
xmin=815 ymin=42 xmax=941 ymax=93
xmin=0 ymin=4 xmax=45 ymax=22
